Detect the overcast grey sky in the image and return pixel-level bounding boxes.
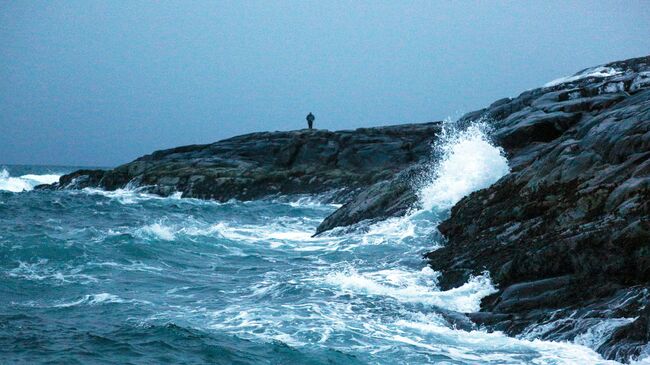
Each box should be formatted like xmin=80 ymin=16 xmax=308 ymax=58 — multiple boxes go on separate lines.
xmin=1 ymin=1 xmax=649 ymax=166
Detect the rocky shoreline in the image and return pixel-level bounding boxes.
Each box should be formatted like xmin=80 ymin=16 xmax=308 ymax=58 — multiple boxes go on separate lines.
xmin=427 ymin=55 xmax=650 ymax=362
xmin=42 ymin=55 xmax=650 ymax=362
xmin=41 ymin=123 xmax=441 ymax=204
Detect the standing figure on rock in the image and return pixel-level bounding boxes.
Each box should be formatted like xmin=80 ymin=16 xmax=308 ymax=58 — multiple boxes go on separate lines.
xmin=306 ymin=112 xmax=315 ymax=129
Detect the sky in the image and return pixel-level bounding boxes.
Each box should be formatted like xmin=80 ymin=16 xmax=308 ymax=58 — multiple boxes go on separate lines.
xmin=1 ymin=1 xmax=649 ymax=167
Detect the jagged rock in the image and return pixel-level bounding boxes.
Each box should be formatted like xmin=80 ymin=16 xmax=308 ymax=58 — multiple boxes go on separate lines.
xmin=426 ymin=55 xmax=650 ymax=362
xmin=314 ymin=165 xmax=423 ymax=235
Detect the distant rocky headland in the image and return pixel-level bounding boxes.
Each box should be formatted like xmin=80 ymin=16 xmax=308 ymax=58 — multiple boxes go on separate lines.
xmin=43 ymin=123 xmax=441 ymax=203
xmin=41 ymin=55 xmax=650 ymax=362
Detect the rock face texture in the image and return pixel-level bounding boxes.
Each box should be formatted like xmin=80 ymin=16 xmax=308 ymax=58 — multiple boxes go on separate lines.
xmin=314 ymin=164 xmax=424 ymax=234
xmin=426 ymin=56 xmax=650 ymax=362
xmin=43 ymin=123 xmax=440 ymax=202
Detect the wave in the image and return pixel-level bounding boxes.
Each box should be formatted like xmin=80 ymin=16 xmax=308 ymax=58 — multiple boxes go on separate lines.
xmin=0 ymin=168 xmax=60 ymax=192
xmin=324 ymin=267 xmax=495 ymax=313
xmin=7 ymin=259 xmax=98 ymax=285
xmin=417 ymin=121 xmax=510 ymax=211
xmin=54 ymin=293 xmax=151 ymax=308
xmin=81 ymin=186 xmax=183 ymax=204
xmin=2 ymin=120 xmax=633 ymax=364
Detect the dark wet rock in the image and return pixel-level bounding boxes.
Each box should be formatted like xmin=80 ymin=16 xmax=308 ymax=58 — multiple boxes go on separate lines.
xmin=426 ymin=55 xmax=650 ymax=362
xmin=37 ymin=169 xmax=106 ymax=190
xmin=315 ymin=165 xmax=423 ymax=235
xmin=600 ymin=305 xmax=650 ymax=361
xmin=41 ymin=123 xmax=441 ymax=203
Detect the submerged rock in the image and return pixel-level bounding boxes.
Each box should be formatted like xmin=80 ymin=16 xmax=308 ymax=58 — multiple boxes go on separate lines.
xmin=426 ymin=55 xmax=650 ymax=362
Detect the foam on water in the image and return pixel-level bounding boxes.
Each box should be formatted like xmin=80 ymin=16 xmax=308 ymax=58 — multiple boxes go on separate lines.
xmin=137 ymin=222 xmax=177 ymax=241
xmin=8 ymin=259 xmax=98 ymax=285
xmin=324 ymin=267 xmax=495 ymax=312
xmin=573 ymin=318 xmax=637 ymax=350
xmin=55 ymin=293 xmax=125 ymax=307
xmin=54 ymin=293 xmax=152 ymax=308
xmin=1 ymin=124 xmax=633 ymax=364
xmin=82 ymin=186 xmax=183 ymax=204
xmin=0 ymin=168 xmax=61 ymax=192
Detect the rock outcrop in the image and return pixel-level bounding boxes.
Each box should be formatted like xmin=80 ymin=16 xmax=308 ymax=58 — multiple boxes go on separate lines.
xmin=426 ymin=56 xmax=650 ymax=362
xmin=41 ymin=123 xmax=441 ymax=202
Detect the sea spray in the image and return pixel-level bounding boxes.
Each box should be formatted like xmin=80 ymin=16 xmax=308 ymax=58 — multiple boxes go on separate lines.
xmin=416 ymin=121 xmax=510 ymax=211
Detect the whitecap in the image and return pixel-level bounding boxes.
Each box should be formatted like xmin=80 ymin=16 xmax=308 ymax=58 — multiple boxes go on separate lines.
xmin=0 ymin=168 xmax=61 ymax=192
xmin=7 ymin=259 xmax=98 ymax=285
xmin=136 ymin=222 xmax=176 ymax=241
xmin=54 ymin=293 xmax=151 ymax=308
xmin=324 ymin=267 xmax=496 ymax=313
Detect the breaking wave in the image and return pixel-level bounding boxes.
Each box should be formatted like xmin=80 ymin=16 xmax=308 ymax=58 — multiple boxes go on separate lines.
xmin=417 ymin=121 xmax=510 ymax=211
xmin=0 ymin=168 xmax=60 ymax=192
xmin=0 ymin=122 xmax=630 ymax=364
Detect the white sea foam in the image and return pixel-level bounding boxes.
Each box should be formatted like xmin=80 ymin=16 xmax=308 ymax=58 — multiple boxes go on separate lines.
xmin=137 ymin=222 xmax=176 ymax=241
xmin=130 ymin=218 xmax=345 ymax=253
xmin=573 ymin=318 xmax=636 ymax=350
xmin=324 ymin=267 xmax=496 ymax=313
xmin=417 ymin=122 xmax=510 ymax=211
xmin=88 ymin=261 xmax=164 ymax=272
xmin=55 ymin=293 xmax=124 ymax=307
xmin=7 ymin=259 xmax=98 ymax=284
xmin=54 ymin=293 xmax=151 ymax=308
xmin=390 ymin=316 xmax=621 ymax=365
xmin=82 ymin=186 xmax=176 ymax=204
xmin=0 ymin=168 xmax=61 ymax=192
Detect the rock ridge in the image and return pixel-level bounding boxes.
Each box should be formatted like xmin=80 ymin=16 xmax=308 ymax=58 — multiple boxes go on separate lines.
xmin=42 ymin=123 xmax=441 ymax=203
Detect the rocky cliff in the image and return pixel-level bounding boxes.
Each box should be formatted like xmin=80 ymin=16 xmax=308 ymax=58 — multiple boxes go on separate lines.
xmin=42 ymin=123 xmax=441 ymax=202
xmin=314 ymin=55 xmax=650 ymax=362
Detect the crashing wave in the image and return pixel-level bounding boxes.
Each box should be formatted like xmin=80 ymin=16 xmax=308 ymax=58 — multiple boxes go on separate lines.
xmin=0 ymin=168 xmax=61 ymax=192
xmin=417 ymin=121 xmax=510 ymax=211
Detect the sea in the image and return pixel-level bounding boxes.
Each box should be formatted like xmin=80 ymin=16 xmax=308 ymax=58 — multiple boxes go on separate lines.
xmin=0 ymin=125 xmax=636 ymax=364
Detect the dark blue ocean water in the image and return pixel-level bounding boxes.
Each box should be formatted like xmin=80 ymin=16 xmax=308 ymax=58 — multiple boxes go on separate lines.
xmin=0 ymin=127 xmax=624 ymax=364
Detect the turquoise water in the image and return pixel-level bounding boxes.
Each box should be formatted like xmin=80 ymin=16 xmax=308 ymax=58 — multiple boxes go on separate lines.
xmin=0 ymin=127 xmax=624 ymax=364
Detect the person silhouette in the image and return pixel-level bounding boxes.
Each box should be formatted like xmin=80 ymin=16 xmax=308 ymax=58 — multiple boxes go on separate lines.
xmin=306 ymin=113 xmax=315 ymax=129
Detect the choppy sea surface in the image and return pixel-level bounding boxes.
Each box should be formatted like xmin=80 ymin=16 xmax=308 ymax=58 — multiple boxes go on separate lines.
xmin=0 ymin=126 xmax=636 ymax=364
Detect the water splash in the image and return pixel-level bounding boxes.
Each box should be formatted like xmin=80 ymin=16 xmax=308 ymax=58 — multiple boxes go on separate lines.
xmin=417 ymin=121 xmax=510 ymax=211
xmin=0 ymin=168 xmax=60 ymax=192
